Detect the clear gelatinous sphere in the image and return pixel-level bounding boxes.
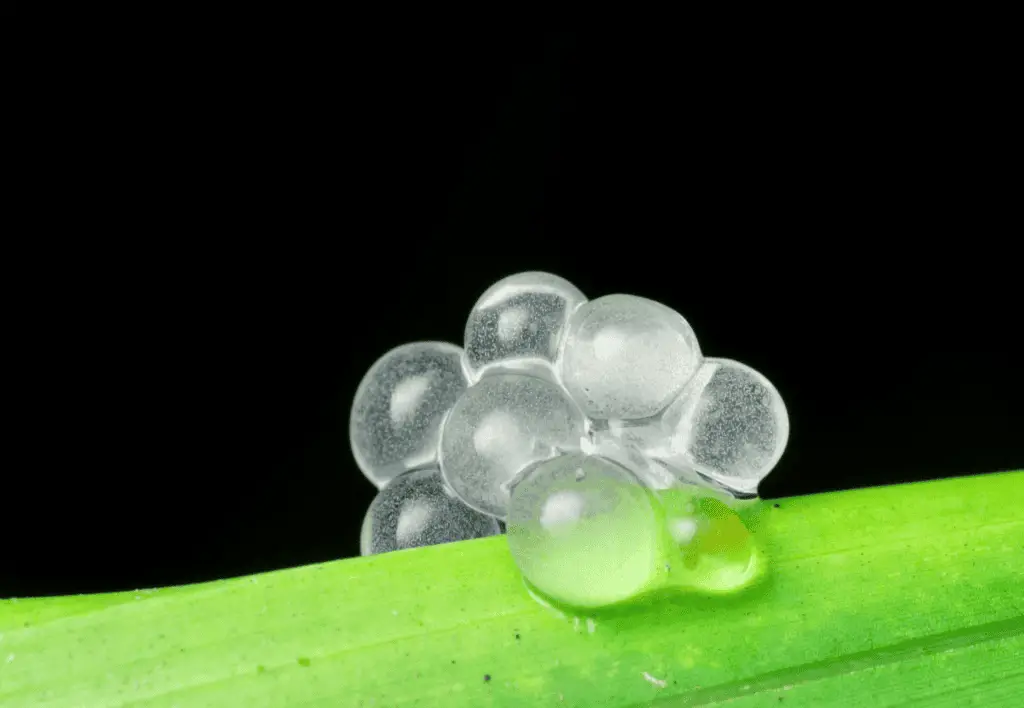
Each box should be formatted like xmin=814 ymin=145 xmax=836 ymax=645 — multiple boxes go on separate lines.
xmin=463 ymin=272 xmax=586 ymax=383
xmin=360 ymin=467 xmax=501 ymax=556
xmin=558 ymin=294 xmax=702 ymax=421
xmin=506 ymin=452 xmax=663 ymax=608
xmin=659 ymin=492 xmax=762 ymax=594
xmin=439 ymin=373 xmax=587 ymax=519
xmin=350 ymin=342 xmax=469 ymax=489
xmin=662 ymin=358 xmax=789 ymax=496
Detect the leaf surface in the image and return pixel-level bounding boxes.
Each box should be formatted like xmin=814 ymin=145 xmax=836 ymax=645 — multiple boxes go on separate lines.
xmin=1 ymin=471 xmax=1021 ymax=706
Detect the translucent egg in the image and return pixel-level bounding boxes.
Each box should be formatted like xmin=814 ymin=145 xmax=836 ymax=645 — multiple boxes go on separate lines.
xmin=661 ymin=358 xmax=789 ymax=496
xmin=439 ymin=373 xmax=587 ymax=519
xmin=463 ymin=272 xmax=586 ymax=383
xmin=506 ymin=452 xmax=664 ymax=608
xmin=658 ymin=492 xmax=763 ymax=594
xmin=350 ymin=342 xmax=469 ymax=489
xmin=559 ymin=294 xmax=702 ymax=420
xmin=360 ymin=466 xmax=501 ymax=556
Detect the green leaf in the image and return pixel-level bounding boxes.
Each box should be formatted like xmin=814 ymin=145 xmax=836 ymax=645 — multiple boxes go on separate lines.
xmin=2 ymin=471 xmax=1022 ymax=707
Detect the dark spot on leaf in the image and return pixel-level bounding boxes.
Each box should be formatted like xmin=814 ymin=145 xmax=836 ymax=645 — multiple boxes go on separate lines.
xmin=451 ymin=659 xmax=456 ymax=664
xmin=773 ymin=503 xmax=780 ymax=508
xmin=297 ymin=657 xmax=311 ymax=667
xmin=257 ymin=665 xmax=266 ymax=674
xmin=484 ymin=674 xmax=491 ymax=682
xmin=515 ymin=633 xmax=521 ymax=640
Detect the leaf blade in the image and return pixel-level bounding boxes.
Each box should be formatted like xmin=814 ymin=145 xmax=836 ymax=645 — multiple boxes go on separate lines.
xmin=1 ymin=471 xmax=1021 ymax=707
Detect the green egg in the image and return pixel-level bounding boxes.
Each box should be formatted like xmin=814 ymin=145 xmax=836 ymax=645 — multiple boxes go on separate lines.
xmin=659 ymin=491 xmax=763 ymax=594
xmin=507 ymin=452 xmax=669 ymax=608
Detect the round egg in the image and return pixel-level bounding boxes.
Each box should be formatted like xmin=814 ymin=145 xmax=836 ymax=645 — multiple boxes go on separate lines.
xmin=463 ymin=271 xmax=586 ymax=383
xmin=361 ymin=466 xmax=501 ymax=555
xmin=506 ymin=452 xmax=665 ymax=608
xmin=439 ymin=373 xmax=587 ymax=519
xmin=661 ymin=357 xmax=789 ymax=496
xmin=350 ymin=341 xmax=468 ymax=488
xmin=559 ymin=294 xmax=702 ymax=420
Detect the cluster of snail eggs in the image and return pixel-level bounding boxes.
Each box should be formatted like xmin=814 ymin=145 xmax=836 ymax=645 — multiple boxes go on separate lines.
xmin=350 ymin=272 xmax=788 ymax=606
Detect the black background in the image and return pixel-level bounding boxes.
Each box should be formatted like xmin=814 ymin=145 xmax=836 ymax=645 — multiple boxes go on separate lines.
xmin=7 ymin=29 xmax=1021 ymax=598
